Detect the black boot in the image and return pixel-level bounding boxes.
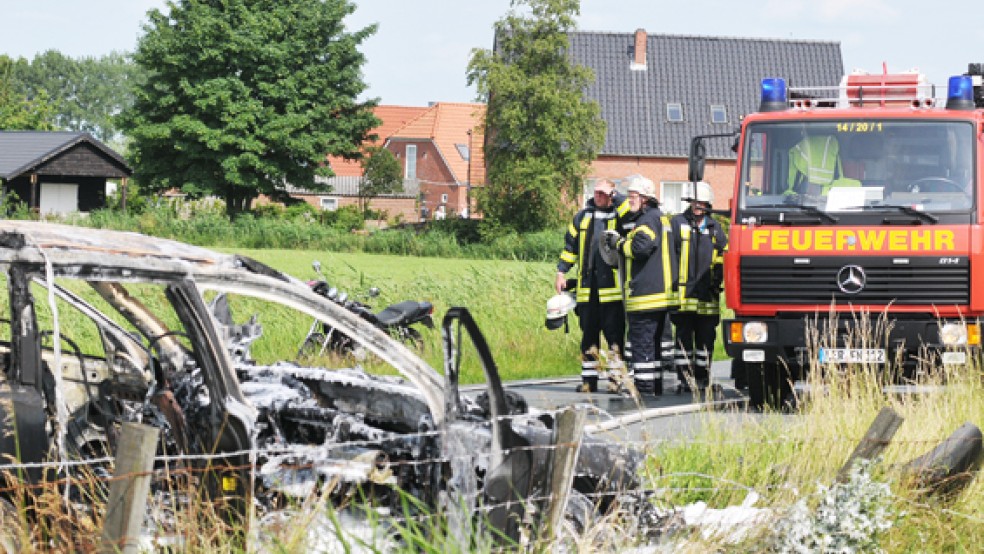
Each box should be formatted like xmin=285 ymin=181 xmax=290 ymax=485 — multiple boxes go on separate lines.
xmin=576 ymin=376 xmax=598 ymax=393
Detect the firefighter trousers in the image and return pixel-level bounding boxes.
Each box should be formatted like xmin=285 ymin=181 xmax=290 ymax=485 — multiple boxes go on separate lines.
xmin=627 ymin=311 xmax=668 ymax=395
xmin=578 ymin=290 xmax=625 ymax=390
xmin=671 ymin=311 xmax=719 ymax=389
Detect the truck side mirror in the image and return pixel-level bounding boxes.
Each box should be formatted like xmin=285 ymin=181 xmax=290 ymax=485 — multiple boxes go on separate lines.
xmin=688 ymin=138 xmax=706 ymax=183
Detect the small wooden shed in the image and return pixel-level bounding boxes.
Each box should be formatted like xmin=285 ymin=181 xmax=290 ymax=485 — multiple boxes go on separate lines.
xmin=0 ymin=131 xmax=132 ymax=215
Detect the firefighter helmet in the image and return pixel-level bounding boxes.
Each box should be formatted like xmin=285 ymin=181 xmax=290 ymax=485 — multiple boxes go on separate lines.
xmin=626 ymin=175 xmax=656 ymax=200
xmin=686 ymin=181 xmax=714 ymax=208
xmin=545 ymin=292 xmax=577 ymax=331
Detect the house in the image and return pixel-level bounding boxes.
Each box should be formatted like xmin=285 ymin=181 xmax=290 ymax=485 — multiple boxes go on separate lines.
xmin=287 ymin=105 xmax=427 ymax=222
xmin=568 ymin=30 xmax=843 ymax=212
xmin=0 ymin=131 xmax=131 ymax=215
xmin=295 ymin=103 xmax=486 ymax=221
xmin=385 ymin=102 xmax=486 ymax=220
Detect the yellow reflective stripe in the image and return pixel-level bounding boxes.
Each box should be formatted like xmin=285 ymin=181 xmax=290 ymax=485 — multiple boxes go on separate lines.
xmin=679 ymin=298 xmax=700 ymax=311
xmin=636 ymin=226 xmax=657 ymax=240
xmin=597 ymin=288 xmax=622 ymax=301
xmin=696 ymin=301 xmax=720 ymax=315
xmin=560 ymin=250 xmax=576 ymax=263
xmin=626 ymin=292 xmax=679 ymax=312
xmin=678 ymin=225 xmax=691 ymax=305
xmin=660 ymin=216 xmax=673 ymax=306
xmin=568 ymin=223 xmax=577 ymax=236
xmin=616 ymin=201 xmax=630 ymax=218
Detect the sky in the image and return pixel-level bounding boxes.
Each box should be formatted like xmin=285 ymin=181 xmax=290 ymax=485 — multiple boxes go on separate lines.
xmin=1 ymin=0 xmax=982 ymax=106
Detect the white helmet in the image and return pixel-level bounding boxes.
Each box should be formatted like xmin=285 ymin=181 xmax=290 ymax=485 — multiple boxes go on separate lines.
xmin=625 ymin=175 xmax=656 ymax=200
xmin=545 ymin=293 xmax=577 ymax=331
xmin=686 ymin=181 xmax=714 ymax=208
xmin=695 ymin=181 xmax=714 ymax=205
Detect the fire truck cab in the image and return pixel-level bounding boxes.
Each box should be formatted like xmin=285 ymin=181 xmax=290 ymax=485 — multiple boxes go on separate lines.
xmin=711 ymin=67 xmax=984 ymax=408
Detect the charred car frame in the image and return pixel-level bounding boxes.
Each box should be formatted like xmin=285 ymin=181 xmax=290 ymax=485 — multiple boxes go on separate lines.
xmin=0 ymin=221 xmax=647 ymax=546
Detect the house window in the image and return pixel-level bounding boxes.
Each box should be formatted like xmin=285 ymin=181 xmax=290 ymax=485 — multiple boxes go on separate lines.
xmin=710 ymin=104 xmax=727 ymax=124
xmin=659 ymin=181 xmax=689 ymax=214
xmin=320 ymin=197 xmax=338 ymax=211
xmin=441 ymin=193 xmax=449 ymax=203
xmin=455 ymin=143 xmax=470 ymax=161
xmin=405 ymin=145 xmax=417 ymax=179
xmin=666 ymin=103 xmax=683 ymax=122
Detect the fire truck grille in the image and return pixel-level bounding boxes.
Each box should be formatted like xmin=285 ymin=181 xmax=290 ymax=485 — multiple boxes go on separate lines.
xmin=740 ymin=256 xmax=969 ymax=305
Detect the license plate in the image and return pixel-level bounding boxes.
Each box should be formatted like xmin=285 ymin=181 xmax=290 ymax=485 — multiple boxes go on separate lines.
xmin=818 ymin=348 xmax=886 ymax=364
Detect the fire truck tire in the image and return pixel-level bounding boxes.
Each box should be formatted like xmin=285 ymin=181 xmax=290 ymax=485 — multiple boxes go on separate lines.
xmin=730 ymin=358 xmax=747 ymax=391
xmin=747 ymin=362 xmax=792 ymax=410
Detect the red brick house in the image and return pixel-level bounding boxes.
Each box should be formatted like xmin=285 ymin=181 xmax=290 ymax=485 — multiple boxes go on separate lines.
xmin=385 ymin=102 xmax=486 ymax=220
xmin=568 ymin=30 xmax=844 ymax=212
xmin=288 ymin=105 xmax=427 ymax=222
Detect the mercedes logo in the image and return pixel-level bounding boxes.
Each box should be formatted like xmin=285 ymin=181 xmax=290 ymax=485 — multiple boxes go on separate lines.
xmin=836 ymin=265 xmax=866 ymax=294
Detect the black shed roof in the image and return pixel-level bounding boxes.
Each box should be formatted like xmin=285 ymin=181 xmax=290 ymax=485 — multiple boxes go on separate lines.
xmin=568 ymin=31 xmax=844 ymax=159
xmin=0 ymin=131 xmax=131 ymax=180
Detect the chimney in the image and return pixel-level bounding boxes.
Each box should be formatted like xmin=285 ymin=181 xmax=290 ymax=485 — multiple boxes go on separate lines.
xmin=632 ymin=28 xmax=647 ymax=70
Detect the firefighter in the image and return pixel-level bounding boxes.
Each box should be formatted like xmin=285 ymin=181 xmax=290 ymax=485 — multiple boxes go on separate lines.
xmin=603 ymin=176 xmax=678 ymax=396
xmin=556 ymin=179 xmax=630 ymax=393
xmin=670 ymin=182 xmax=727 ymax=393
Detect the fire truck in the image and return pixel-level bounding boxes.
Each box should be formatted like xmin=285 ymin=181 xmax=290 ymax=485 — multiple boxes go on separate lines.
xmin=690 ymin=65 xmax=984 ymax=408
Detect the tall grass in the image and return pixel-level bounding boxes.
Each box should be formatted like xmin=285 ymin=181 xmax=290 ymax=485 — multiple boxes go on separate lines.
xmin=651 ymin=355 xmax=984 ymax=551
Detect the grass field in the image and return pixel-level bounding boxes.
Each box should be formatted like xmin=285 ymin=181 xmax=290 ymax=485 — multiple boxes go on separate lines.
xmin=227 ymin=248 xmax=583 ymax=384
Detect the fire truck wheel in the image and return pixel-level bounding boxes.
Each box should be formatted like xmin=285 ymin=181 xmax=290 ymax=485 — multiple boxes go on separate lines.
xmin=747 ymin=362 xmax=793 ymax=411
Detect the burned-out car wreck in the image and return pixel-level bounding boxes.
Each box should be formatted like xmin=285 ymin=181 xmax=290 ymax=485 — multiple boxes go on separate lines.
xmin=0 ymin=221 xmax=654 ymax=548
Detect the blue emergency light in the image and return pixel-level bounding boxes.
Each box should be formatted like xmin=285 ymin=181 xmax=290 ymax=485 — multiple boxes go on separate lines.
xmin=759 ymin=77 xmax=788 ymax=112
xmin=946 ymin=75 xmax=975 ymax=110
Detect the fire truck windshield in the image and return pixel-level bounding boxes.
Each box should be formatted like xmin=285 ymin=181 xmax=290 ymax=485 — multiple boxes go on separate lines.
xmin=738 ymin=120 xmax=976 ymax=223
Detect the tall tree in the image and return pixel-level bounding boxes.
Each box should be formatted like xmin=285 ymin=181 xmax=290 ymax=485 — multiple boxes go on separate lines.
xmin=358 ymin=146 xmax=402 ymax=216
xmin=120 ymin=0 xmax=378 ymax=218
xmin=467 ymin=0 xmax=605 ymax=234
xmin=11 ymin=51 xmax=139 ymax=145
xmin=0 ymin=56 xmax=56 ymax=130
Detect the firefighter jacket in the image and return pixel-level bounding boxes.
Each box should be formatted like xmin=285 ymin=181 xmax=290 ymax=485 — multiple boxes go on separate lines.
xmin=619 ymin=204 xmax=679 ymax=313
xmin=557 ymin=195 xmax=630 ymax=304
xmin=672 ymin=209 xmax=728 ymax=315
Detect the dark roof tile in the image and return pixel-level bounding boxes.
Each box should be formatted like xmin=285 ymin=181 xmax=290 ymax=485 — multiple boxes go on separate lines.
xmin=569 ymin=32 xmax=843 ymax=159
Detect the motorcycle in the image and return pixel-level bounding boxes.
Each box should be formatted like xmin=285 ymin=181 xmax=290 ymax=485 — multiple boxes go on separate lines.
xmin=298 ymin=260 xmax=435 ymax=359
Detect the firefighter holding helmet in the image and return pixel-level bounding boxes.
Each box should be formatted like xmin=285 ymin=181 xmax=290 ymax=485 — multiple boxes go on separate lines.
xmin=603 ymin=176 xmax=679 ymax=396
xmin=554 ymin=179 xmax=630 ymax=393
xmin=670 ymin=181 xmax=728 ymax=392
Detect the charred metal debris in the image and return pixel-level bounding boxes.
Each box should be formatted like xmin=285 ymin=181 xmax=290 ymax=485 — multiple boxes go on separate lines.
xmin=0 ymin=221 xmax=662 ymax=546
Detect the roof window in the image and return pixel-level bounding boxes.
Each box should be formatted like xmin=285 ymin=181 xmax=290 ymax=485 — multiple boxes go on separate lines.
xmin=666 ymin=103 xmax=683 ymax=122
xmin=711 ymin=104 xmax=727 ymax=124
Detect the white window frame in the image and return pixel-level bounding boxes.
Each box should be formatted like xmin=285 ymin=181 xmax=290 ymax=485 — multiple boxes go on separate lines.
xmin=440 ymin=193 xmax=448 ymax=203
xmin=666 ymin=103 xmax=683 ymax=122
xmin=710 ymin=104 xmax=727 ymax=124
xmin=405 ymin=145 xmax=417 ymax=179
xmin=659 ymin=181 xmax=690 ymax=215
xmin=320 ymin=197 xmax=339 ymax=211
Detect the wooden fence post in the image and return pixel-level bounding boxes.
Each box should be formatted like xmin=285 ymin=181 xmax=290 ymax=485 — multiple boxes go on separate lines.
xmin=99 ymin=422 xmax=160 ymax=554
xmin=541 ymin=406 xmax=587 ymax=543
xmin=837 ymin=406 xmax=903 ymax=482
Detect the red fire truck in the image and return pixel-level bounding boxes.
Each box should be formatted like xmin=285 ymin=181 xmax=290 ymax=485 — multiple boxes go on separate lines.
xmin=691 ymin=66 xmax=984 ymax=408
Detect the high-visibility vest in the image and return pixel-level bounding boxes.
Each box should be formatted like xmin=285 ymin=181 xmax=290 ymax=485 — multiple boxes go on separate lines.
xmin=787 ymin=135 xmax=842 ymax=194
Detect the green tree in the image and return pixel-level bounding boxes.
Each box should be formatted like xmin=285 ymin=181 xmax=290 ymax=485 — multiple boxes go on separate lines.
xmin=10 ymin=51 xmax=139 ymax=145
xmin=120 ymin=0 xmax=379 ymax=218
xmin=467 ymin=0 xmax=605 ymax=234
xmin=0 ymin=55 xmax=56 ymax=130
xmin=358 ymin=146 xmax=402 ymax=216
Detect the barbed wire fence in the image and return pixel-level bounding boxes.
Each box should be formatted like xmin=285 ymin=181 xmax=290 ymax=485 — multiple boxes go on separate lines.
xmin=0 ymin=404 xmax=979 ymax=551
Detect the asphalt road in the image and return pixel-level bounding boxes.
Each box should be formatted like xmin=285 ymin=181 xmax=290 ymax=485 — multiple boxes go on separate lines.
xmin=464 ymin=360 xmax=761 ymax=444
